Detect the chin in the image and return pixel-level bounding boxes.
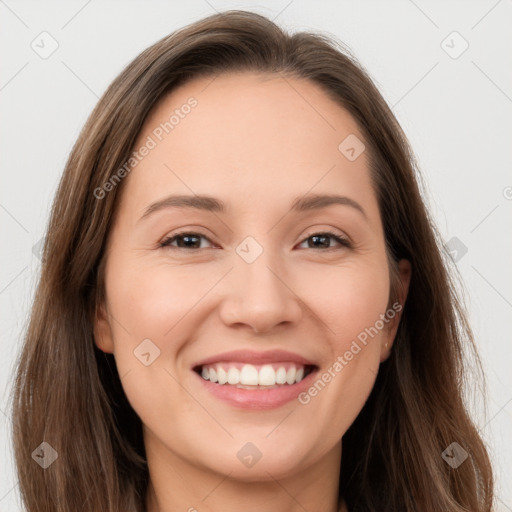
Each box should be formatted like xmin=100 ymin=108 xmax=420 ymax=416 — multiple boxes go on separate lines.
xmin=195 ymin=438 xmax=313 ymax=481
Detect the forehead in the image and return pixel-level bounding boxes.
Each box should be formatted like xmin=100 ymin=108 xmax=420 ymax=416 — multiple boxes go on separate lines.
xmin=119 ymin=71 xmax=376 ymax=221
xmin=138 ymin=70 xmax=364 ymax=157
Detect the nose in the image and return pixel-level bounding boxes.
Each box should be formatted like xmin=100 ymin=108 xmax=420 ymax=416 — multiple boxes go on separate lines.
xmin=218 ymin=252 xmax=303 ymax=334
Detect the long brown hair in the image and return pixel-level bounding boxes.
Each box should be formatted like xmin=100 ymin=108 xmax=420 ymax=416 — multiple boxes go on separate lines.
xmin=10 ymin=9 xmax=494 ymax=511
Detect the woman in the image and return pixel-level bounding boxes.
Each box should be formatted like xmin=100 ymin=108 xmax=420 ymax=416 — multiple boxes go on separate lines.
xmin=10 ymin=9 xmax=494 ymax=512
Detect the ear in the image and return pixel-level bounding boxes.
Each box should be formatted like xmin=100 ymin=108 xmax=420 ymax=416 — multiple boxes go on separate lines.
xmin=380 ymin=259 xmax=411 ymax=362
xmin=93 ymin=300 xmax=115 ymax=354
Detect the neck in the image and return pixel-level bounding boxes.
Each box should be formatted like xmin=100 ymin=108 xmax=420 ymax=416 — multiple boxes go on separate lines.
xmin=145 ymin=434 xmax=343 ymax=512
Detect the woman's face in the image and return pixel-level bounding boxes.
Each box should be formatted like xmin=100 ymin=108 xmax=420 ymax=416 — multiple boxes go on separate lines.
xmin=94 ymin=71 xmax=410 ymax=480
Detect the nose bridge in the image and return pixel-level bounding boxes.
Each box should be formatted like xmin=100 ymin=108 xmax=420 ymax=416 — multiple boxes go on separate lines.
xmin=219 ymin=239 xmax=302 ymax=332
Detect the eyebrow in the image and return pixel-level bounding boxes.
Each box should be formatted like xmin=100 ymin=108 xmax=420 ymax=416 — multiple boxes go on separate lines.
xmin=138 ymin=193 xmax=367 ymax=223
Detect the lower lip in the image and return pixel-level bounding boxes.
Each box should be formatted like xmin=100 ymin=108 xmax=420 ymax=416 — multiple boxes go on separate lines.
xmin=194 ymin=369 xmax=318 ymax=410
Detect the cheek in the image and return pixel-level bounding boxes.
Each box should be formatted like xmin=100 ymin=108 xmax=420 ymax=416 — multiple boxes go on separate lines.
xmin=103 ymin=262 xmax=204 ymax=434
xmin=101 ymin=260 xmax=191 ymax=385
xmin=300 ymin=258 xmax=390 ymax=342
xmin=109 ymin=260 xmax=207 ymax=342
xmin=294 ymin=259 xmax=389 ymax=436
xmin=104 ymin=259 xmax=223 ymax=403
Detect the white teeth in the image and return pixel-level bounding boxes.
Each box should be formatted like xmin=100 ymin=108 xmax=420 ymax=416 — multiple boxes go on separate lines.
xmin=217 ymin=366 xmax=228 ymax=384
xmin=227 ymin=367 xmax=240 ymax=385
xmin=286 ymin=367 xmax=296 ymax=385
xmin=240 ymin=364 xmax=259 ymax=385
xmin=199 ymin=362 xmax=310 ymax=386
xmin=276 ymin=366 xmax=287 ymax=384
xmin=258 ymin=365 xmax=276 ymax=386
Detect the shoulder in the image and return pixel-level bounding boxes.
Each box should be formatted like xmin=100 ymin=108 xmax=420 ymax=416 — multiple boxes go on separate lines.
xmin=339 ymin=498 xmax=349 ymax=512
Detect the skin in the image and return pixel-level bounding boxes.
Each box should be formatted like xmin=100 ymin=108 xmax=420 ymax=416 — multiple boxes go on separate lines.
xmin=94 ymin=71 xmax=411 ymax=512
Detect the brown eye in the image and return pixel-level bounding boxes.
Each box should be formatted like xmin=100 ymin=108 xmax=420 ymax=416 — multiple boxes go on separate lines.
xmin=298 ymin=231 xmax=352 ymax=250
xmin=159 ymin=230 xmax=352 ymax=251
xmin=160 ymin=232 xmax=212 ymax=250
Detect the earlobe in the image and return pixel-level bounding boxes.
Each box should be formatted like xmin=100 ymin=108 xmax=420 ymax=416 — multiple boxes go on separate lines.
xmin=380 ymin=258 xmax=412 ymax=362
xmin=396 ymin=258 xmax=412 ymax=307
xmin=93 ymin=301 xmax=115 ymax=354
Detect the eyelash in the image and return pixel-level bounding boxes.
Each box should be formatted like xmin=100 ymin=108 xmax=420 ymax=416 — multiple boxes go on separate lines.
xmin=159 ymin=230 xmax=352 ymax=251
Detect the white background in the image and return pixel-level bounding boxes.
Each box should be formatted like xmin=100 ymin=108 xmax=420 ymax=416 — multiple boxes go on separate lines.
xmin=1 ymin=0 xmax=511 ymax=510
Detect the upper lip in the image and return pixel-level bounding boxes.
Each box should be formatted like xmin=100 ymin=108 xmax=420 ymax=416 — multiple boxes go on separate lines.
xmin=192 ymin=349 xmax=317 ymax=369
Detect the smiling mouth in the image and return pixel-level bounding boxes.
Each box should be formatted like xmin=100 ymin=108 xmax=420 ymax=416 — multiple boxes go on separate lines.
xmin=193 ymin=362 xmax=317 ymax=389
